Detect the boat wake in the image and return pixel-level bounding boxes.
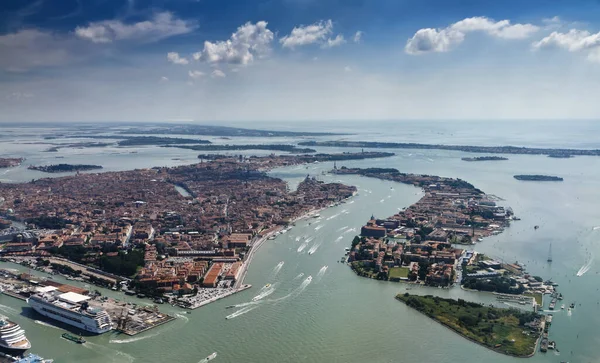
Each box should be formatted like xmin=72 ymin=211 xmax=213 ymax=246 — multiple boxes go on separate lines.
xmin=34 ymin=320 xmax=60 ymax=329
xmin=379 ymin=199 xmax=385 ymax=203
xmin=271 ymin=261 xmax=285 ymax=277
xmin=110 ymin=331 xmax=161 ymax=344
xmin=335 ymin=236 xmax=344 ymax=243
xmin=348 ymin=200 xmax=355 ymax=204
xmin=295 ymin=236 xmax=301 ymax=242
xmin=297 ymin=241 xmax=309 ymax=253
xmin=337 ymin=226 xmax=349 ymax=232
xmin=226 ymin=306 xmax=257 ymax=320
xmin=307 ymin=242 xmax=321 ymax=255
xmin=252 ymin=286 xmax=276 ymax=302
xmin=315 ymin=266 xmax=328 ymax=282
xmin=293 ymin=273 xmax=305 ymax=280
xmin=593 ymin=226 xmax=600 ymax=230
xmin=0 ymin=303 xmax=19 ymax=315
xmin=576 ymin=253 xmax=594 ymax=276
xmin=269 ymin=276 xmax=312 ymax=304
xmin=342 ymin=228 xmax=356 ymax=235
xmin=175 ymin=313 xmax=189 ymax=322
xmin=326 ymin=213 xmax=341 ymax=221
xmin=315 ymin=225 xmax=323 ymax=231
xmin=84 ymin=342 xmax=135 ymax=363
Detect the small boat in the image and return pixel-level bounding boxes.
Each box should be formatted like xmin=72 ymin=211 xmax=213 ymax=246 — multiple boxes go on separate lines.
xmin=199 ymin=352 xmax=217 ymax=362
xmin=61 ymin=333 xmax=85 ymax=344
xmin=570 ymin=302 xmax=575 ymax=309
xmin=264 ymin=284 xmax=271 ymax=289
xmin=560 ymin=304 xmax=565 ymax=310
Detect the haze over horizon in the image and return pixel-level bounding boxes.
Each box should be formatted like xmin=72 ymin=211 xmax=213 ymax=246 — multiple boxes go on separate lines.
xmin=2 ymin=0 xmax=600 ymax=122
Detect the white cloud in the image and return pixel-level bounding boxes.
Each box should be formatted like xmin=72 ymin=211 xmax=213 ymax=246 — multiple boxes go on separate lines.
xmin=405 ymin=16 xmax=539 ymax=54
xmin=188 ymin=70 xmax=205 ymax=79
xmin=344 ymin=66 xmax=352 ymax=72
xmin=211 ymin=69 xmax=226 ymax=78
xmin=167 ymin=52 xmax=189 ymax=65
xmin=75 ymin=12 xmax=196 ymax=43
xmin=542 ymin=16 xmax=561 ymax=25
xmin=160 ymin=76 xmax=169 ymax=82
xmin=353 ymin=31 xmax=363 ymax=43
xmin=322 ymin=34 xmax=346 ymax=48
xmin=193 ymin=21 xmax=273 ymax=65
xmin=532 ymin=29 xmax=600 ymax=62
xmin=280 ymin=20 xmax=333 ymax=49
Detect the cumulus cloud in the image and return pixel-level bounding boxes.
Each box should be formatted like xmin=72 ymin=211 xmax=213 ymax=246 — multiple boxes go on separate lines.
xmin=167 ymin=52 xmax=189 ymax=65
xmin=75 ymin=12 xmax=196 ymax=43
xmin=322 ymin=34 xmax=346 ymax=48
xmin=405 ymin=16 xmax=539 ymax=54
xmin=193 ymin=21 xmax=273 ymax=66
xmin=280 ymin=20 xmax=333 ymax=49
xmin=211 ymin=69 xmax=226 ymax=78
xmin=532 ymin=29 xmax=600 ymax=62
xmin=188 ymin=70 xmax=205 ymax=79
xmin=353 ymin=31 xmax=363 ymax=43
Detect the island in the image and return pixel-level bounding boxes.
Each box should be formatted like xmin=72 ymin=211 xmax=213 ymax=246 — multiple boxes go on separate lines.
xmin=335 ymin=166 xmax=512 ymax=287
xmin=117 ymin=136 xmax=211 ymax=146
xmin=462 ymin=156 xmax=508 ymax=162
xmin=164 ymin=144 xmax=317 ymax=154
xmin=119 ymin=124 xmax=346 ymax=137
xmin=299 ymin=140 xmax=600 ymax=158
xmin=396 ymin=294 xmax=544 ymax=357
xmin=0 ymin=153 xmax=364 ymax=310
xmin=28 ymin=164 xmax=103 ymax=173
xmin=0 ymin=157 xmax=23 ymax=168
xmin=514 ymin=175 xmax=563 ymax=181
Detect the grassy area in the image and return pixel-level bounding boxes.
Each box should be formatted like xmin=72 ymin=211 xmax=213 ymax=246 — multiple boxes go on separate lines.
xmin=396 ymin=294 xmax=541 ymax=357
xmin=524 ymin=292 xmax=543 ymax=306
xmin=388 ymin=267 xmax=409 ymax=279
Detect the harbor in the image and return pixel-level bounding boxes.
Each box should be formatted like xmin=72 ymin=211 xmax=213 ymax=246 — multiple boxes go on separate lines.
xmin=0 ymin=268 xmax=176 ymax=337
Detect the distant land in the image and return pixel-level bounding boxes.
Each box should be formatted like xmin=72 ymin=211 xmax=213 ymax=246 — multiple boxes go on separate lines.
xmin=299 ymin=140 xmax=600 ymax=157
xmin=49 ymin=135 xmax=211 ymax=146
xmin=119 ymin=124 xmax=346 ymax=137
xmin=514 ymin=175 xmax=563 ymax=182
xmin=166 ymin=144 xmax=316 ymax=154
xmin=0 ymin=158 xmax=23 ymax=168
xmin=197 ymin=152 xmax=395 ymax=163
xmin=28 ymin=164 xmax=103 ymax=173
xmin=462 ymin=156 xmax=508 ymax=162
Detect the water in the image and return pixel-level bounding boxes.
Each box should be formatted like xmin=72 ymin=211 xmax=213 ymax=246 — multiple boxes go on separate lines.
xmin=1 ymin=122 xmax=600 ymax=362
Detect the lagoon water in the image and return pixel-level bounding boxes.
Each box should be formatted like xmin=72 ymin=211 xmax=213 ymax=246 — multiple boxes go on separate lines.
xmin=1 ymin=120 xmax=600 ymax=362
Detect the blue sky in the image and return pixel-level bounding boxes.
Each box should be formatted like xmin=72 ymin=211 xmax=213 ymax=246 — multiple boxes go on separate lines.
xmin=2 ymin=0 xmax=600 ymax=122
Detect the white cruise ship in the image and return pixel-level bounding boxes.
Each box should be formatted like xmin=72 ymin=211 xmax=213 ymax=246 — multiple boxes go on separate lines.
xmin=26 ymin=286 xmax=112 ymax=334
xmin=0 ymin=316 xmax=31 ymax=354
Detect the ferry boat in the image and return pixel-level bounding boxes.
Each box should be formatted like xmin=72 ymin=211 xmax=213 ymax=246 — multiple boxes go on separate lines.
xmin=27 ymin=286 xmax=113 ymax=334
xmin=61 ymin=333 xmax=85 ymax=344
xmin=199 ymin=352 xmax=217 ymax=362
xmin=0 ymin=316 xmax=31 ymax=354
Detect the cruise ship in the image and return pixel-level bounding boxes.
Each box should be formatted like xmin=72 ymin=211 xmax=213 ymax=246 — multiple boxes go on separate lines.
xmin=0 ymin=316 xmax=31 ymax=354
xmin=26 ymin=286 xmax=113 ymax=334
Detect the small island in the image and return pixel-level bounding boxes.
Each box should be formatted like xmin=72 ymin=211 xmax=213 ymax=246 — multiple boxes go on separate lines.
xmin=462 ymin=156 xmax=508 ymax=162
xmin=28 ymin=164 xmax=103 ymax=173
xmin=514 ymin=175 xmax=563 ymax=182
xmin=396 ymin=294 xmax=544 ymax=357
xmin=0 ymin=157 xmax=24 ymax=168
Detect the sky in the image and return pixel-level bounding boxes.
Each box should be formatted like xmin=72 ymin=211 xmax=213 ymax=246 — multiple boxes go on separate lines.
xmin=2 ymin=0 xmax=600 ymax=122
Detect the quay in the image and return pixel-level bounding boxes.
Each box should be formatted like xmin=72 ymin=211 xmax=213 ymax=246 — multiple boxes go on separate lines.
xmin=0 ymin=268 xmax=175 ymax=337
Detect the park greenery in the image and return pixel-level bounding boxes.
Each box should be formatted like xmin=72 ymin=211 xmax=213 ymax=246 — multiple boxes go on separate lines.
xmin=396 ymin=294 xmax=541 ymax=357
